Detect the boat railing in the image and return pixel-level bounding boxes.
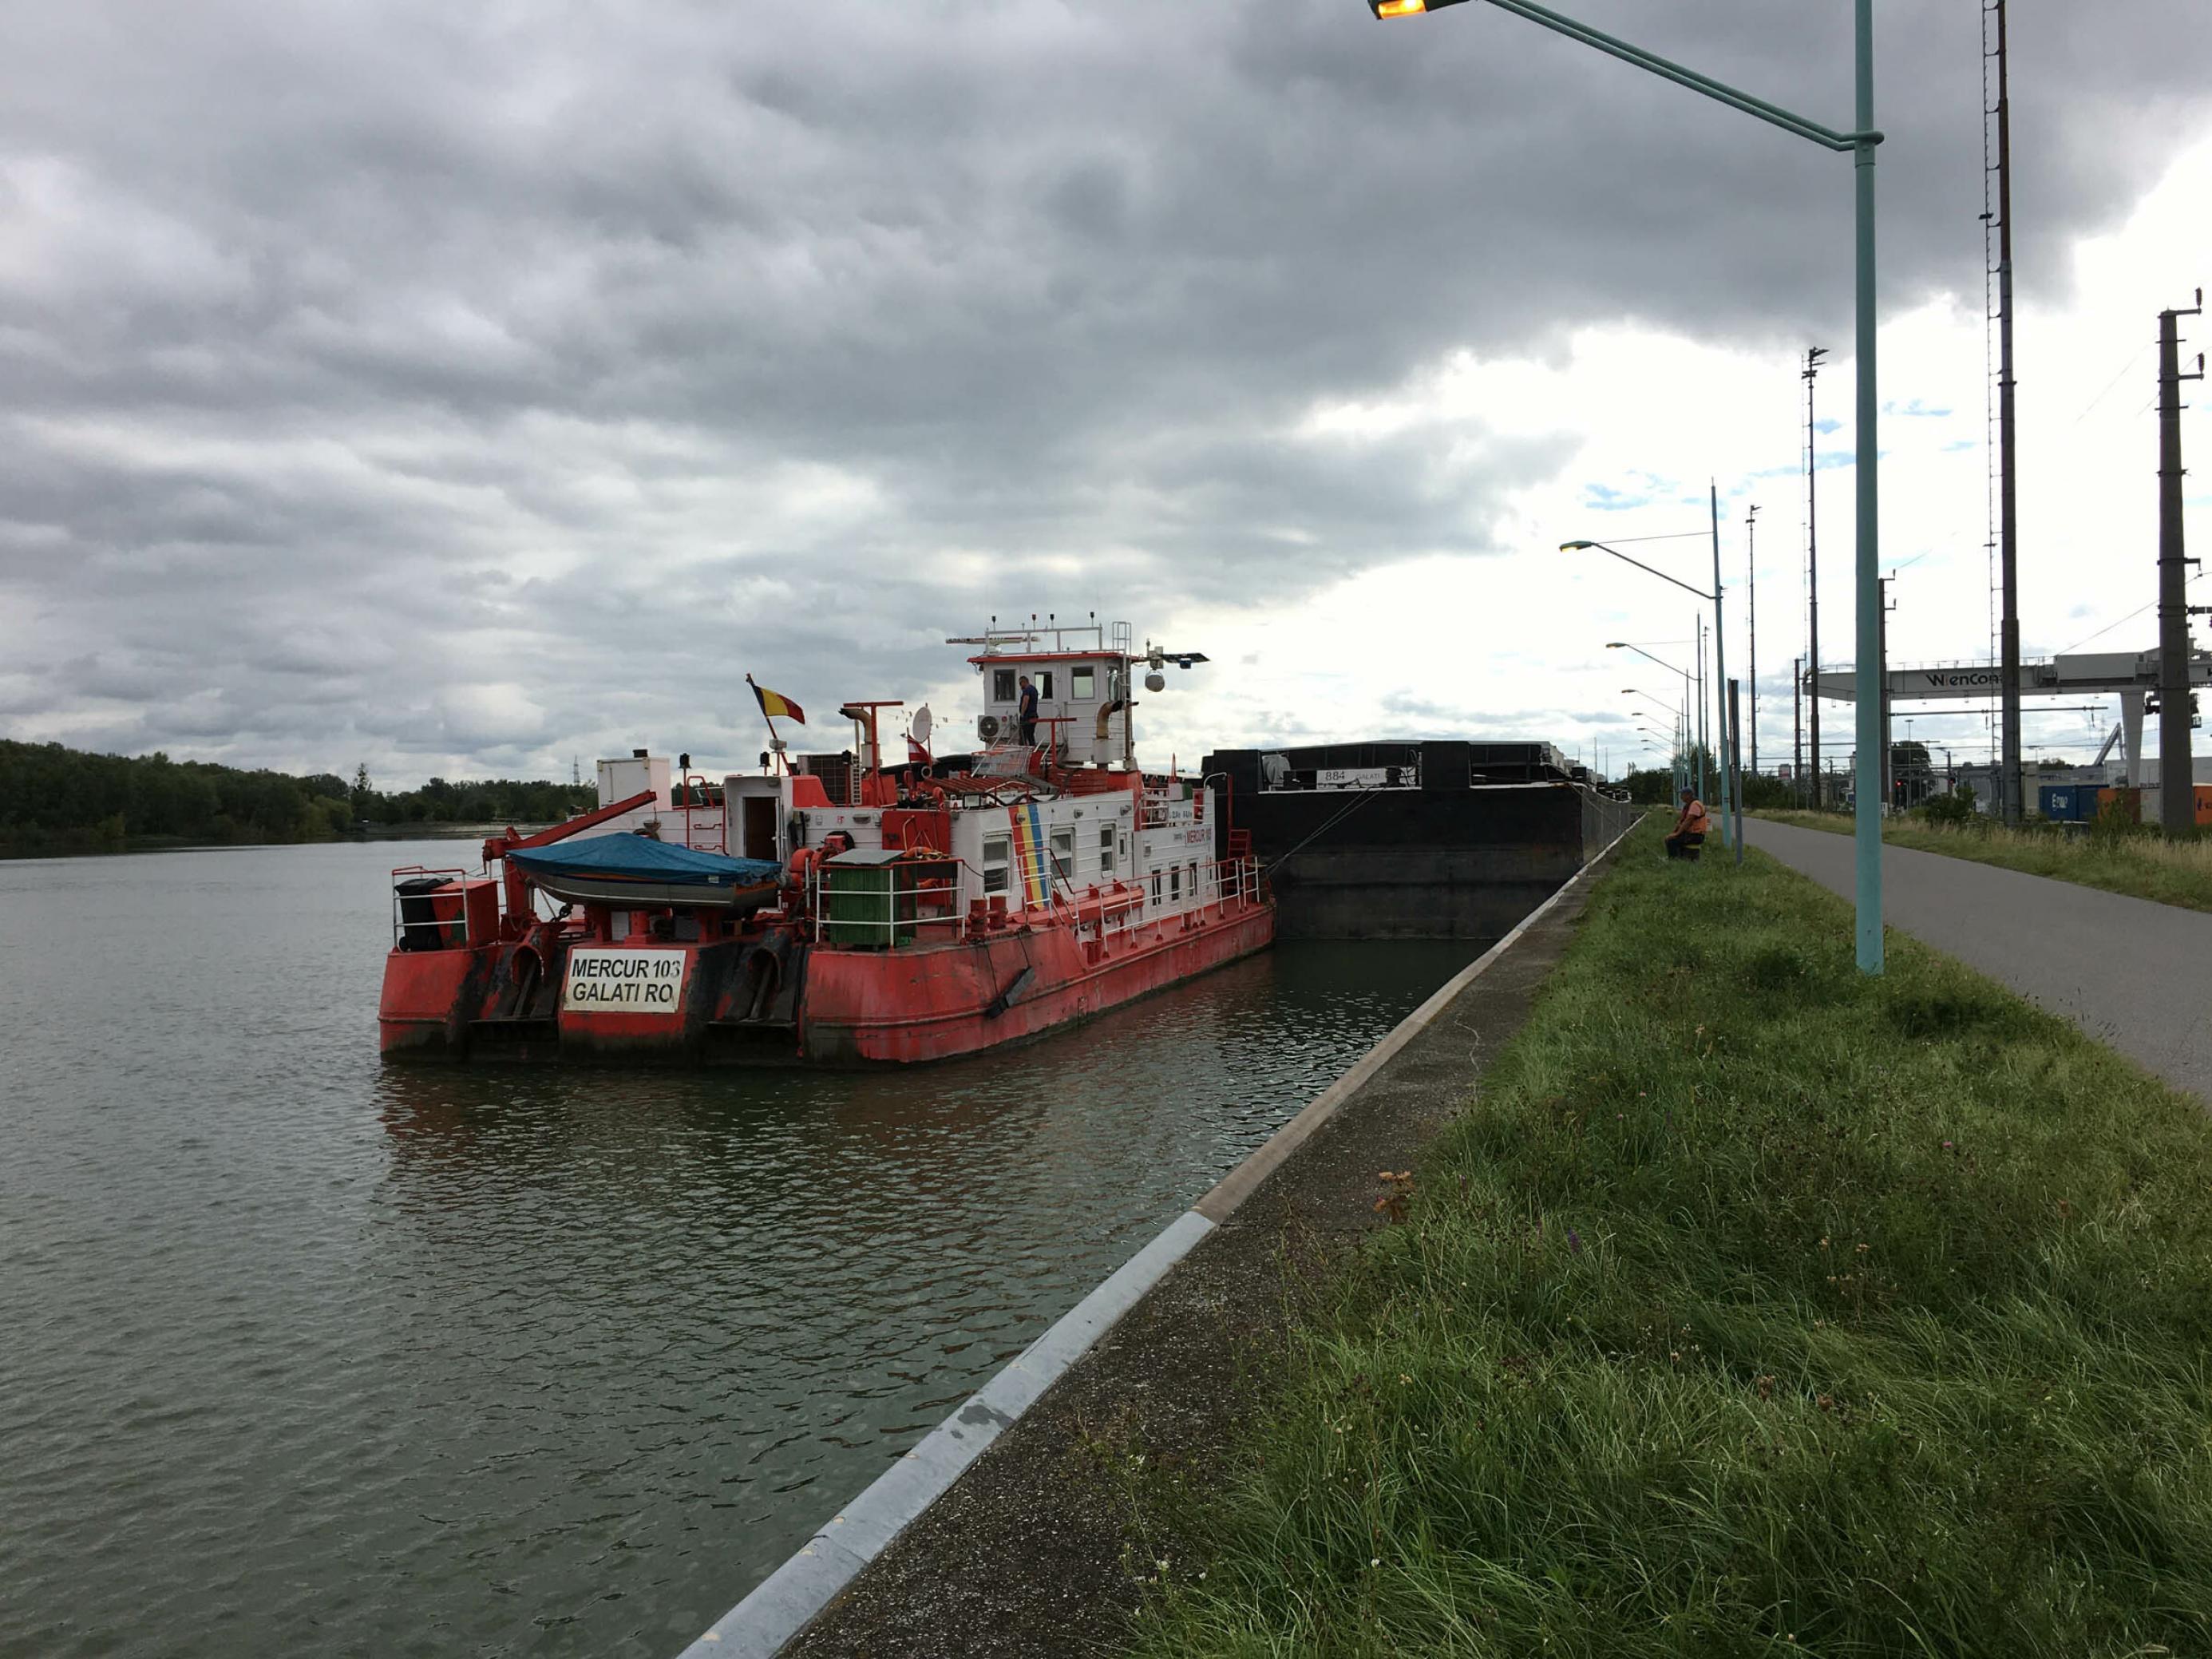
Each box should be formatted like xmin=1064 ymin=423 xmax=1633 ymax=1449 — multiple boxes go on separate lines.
xmin=803 ymin=852 xmax=966 ymax=948
xmin=804 ymin=847 xmax=1261 ymax=950
xmin=1005 ymin=843 xmax=1083 ymax=919
xmin=389 ymin=865 xmax=481 ymax=952
xmin=1080 ymin=852 xmax=1261 ymax=950
xmin=970 ymin=739 xmax=1045 ymax=780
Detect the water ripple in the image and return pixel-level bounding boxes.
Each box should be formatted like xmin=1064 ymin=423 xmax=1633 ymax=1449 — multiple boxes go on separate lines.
xmin=0 ymin=841 xmax=1476 ymax=1658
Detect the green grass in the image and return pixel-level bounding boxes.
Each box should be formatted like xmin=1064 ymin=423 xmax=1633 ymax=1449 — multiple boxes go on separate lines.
xmin=1755 ymin=808 xmax=2212 ymax=914
xmin=1126 ymin=833 xmax=2212 ymax=1657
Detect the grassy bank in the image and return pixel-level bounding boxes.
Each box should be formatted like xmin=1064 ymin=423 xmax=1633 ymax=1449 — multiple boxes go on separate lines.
xmin=1756 ymin=807 xmax=2212 ymax=914
xmin=1128 ymin=837 xmax=2212 ymax=1657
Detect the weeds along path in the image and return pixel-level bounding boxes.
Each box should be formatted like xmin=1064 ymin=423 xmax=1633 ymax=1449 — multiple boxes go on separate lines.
xmin=1752 ymin=807 xmax=2212 ymax=913
xmin=1128 ymin=844 xmax=2212 ymax=1659
xmin=1747 ymin=816 xmax=2212 ymax=1100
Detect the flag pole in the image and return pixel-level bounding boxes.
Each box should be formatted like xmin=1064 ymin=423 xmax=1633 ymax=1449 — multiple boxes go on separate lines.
xmin=746 ymin=675 xmax=789 ymax=775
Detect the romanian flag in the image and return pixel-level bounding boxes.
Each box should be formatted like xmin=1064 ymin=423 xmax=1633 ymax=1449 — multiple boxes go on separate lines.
xmin=1007 ymin=802 xmax=1051 ymax=909
xmin=750 ymin=679 xmax=805 ymax=724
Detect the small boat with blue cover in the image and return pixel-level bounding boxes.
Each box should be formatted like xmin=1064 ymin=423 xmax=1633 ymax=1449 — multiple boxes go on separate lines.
xmin=508 ymin=834 xmax=785 ymax=913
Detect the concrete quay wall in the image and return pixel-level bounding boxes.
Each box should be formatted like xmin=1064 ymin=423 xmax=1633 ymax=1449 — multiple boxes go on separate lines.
xmin=674 ymin=818 xmax=1638 ymax=1658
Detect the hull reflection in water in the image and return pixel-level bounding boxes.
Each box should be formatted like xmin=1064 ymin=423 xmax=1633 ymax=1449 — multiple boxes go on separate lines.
xmin=362 ymin=940 xmax=1478 ymax=1656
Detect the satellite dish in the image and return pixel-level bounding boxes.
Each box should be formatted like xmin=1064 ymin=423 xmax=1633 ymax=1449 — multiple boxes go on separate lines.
xmin=912 ymin=705 xmax=932 ymax=746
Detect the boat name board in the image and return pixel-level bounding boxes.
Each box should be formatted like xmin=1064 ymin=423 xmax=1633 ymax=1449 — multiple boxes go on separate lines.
xmin=563 ymin=948 xmax=690 ymax=1012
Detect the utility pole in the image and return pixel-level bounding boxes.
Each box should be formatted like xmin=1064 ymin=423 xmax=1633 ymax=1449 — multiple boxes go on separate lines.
xmin=1992 ymin=0 xmax=2024 ymax=826
xmin=1747 ymin=504 xmax=1761 ymax=775
xmin=1879 ymin=574 xmax=1896 ymax=812
xmin=1729 ymin=678 xmax=1744 ymax=865
xmin=1696 ymin=614 xmax=1709 ymax=807
xmin=2157 ymin=294 xmax=2205 ymax=837
xmin=1710 ymin=482 xmax=1734 ymax=849
xmin=1804 ymin=346 xmax=1828 ymax=807
xmin=1794 ymin=654 xmax=1805 ymax=804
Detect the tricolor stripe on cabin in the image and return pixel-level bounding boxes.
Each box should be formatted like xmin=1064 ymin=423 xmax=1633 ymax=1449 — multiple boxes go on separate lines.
xmin=1007 ymin=802 xmax=1051 ymax=908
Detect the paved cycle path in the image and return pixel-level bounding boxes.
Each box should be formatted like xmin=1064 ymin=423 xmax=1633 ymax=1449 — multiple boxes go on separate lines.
xmin=1743 ymin=818 xmax=2212 ymax=1103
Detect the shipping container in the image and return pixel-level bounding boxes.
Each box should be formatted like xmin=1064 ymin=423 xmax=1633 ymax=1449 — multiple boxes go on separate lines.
xmin=2037 ymin=785 xmax=2094 ymax=823
xmin=2096 ymin=787 xmax=2144 ymax=825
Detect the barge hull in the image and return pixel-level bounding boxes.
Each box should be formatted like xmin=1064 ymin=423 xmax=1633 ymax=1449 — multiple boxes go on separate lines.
xmin=378 ymin=903 xmax=1274 ymax=1067
xmin=803 ymin=902 xmax=1274 ymax=1064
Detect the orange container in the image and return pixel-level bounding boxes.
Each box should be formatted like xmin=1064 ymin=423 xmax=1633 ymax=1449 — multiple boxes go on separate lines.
xmin=2095 ymin=787 xmax=2143 ymax=824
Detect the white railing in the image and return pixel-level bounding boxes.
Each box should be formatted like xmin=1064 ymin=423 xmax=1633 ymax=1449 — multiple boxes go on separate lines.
xmin=390 ymin=865 xmax=474 ymax=950
xmin=801 ymin=847 xmax=1262 ymax=950
xmin=805 ymin=853 xmax=964 ymax=947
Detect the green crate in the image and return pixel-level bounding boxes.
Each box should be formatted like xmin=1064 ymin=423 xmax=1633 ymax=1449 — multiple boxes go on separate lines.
xmin=822 ymin=857 xmax=917 ymax=948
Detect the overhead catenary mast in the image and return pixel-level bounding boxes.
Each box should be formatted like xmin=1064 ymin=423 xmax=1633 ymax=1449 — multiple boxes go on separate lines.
xmin=1988 ymin=0 xmax=2024 ymax=825
xmin=1794 ymin=654 xmax=1804 ymax=796
xmin=1747 ymin=504 xmax=1761 ymax=774
xmin=1804 ymin=347 xmax=1827 ymax=807
xmin=2156 ymin=295 xmax=2205 ymax=837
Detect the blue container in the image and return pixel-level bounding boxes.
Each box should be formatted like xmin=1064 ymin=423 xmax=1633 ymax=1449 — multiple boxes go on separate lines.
xmin=2038 ymin=785 xmax=2092 ymax=822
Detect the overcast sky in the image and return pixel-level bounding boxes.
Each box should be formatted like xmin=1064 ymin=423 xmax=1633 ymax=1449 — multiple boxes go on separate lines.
xmin=4 ymin=0 xmax=2210 ymax=787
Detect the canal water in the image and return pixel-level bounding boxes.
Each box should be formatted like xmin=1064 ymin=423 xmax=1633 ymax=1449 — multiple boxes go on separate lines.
xmin=0 ymin=841 xmax=1484 ymax=1659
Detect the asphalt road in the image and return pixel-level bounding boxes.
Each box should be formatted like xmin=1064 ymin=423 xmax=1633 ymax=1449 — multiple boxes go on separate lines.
xmin=1743 ymin=818 xmax=2212 ymax=1103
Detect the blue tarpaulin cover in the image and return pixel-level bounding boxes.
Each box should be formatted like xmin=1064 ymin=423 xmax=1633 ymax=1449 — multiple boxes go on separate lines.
xmin=508 ymin=833 xmax=784 ymax=889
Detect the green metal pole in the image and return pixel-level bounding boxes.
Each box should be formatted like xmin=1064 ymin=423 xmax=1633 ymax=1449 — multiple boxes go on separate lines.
xmin=1696 ymin=617 xmax=1708 ymax=807
xmin=1709 ymin=482 xmax=1732 ymax=850
xmin=1683 ymin=664 xmax=1693 ymax=805
xmin=1852 ymin=0 xmax=1885 ymax=972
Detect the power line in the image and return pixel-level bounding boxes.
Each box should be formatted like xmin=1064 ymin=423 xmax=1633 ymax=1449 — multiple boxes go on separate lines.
xmin=2069 ymin=342 xmax=2158 ymax=427
xmin=2060 ymin=567 xmax=2205 ymax=655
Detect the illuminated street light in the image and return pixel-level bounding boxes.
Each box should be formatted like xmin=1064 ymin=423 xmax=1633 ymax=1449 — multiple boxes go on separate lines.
xmin=1375 ymin=0 xmax=1887 ymax=968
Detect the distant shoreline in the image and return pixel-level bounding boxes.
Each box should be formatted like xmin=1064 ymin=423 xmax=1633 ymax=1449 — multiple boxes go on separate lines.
xmin=0 ymin=823 xmax=555 ymax=861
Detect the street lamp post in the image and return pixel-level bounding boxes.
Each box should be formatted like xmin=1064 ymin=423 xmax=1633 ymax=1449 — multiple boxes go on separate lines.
xmin=1609 ymin=642 xmax=1697 ymax=804
xmin=1619 ymin=641 xmax=1699 ymax=800
xmin=1623 ymin=686 xmax=1686 ymax=796
xmin=1371 ymin=0 xmax=1886 ymax=971
xmin=1585 ymin=545 xmax=1727 ymax=845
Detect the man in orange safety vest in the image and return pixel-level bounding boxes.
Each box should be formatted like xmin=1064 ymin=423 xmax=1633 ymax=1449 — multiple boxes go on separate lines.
xmin=1666 ymin=787 xmax=1711 ymax=860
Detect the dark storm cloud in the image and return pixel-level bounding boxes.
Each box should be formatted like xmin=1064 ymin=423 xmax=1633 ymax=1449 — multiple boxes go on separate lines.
xmin=0 ymin=0 xmax=2203 ymax=778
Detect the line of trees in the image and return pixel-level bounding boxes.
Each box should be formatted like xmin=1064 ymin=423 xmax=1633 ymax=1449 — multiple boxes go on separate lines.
xmin=1616 ymin=759 xmax=1798 ymax=810
xmin=0 ymin=740 xmax=596 ymax=855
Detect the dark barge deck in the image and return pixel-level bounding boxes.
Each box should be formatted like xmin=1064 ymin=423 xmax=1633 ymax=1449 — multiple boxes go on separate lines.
xmin=1205 ymin=740 xmax=1637 ymax=940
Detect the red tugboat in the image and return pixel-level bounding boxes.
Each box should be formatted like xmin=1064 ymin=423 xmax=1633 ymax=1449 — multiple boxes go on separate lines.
xmin=378 ymin=620 xmax=1271 ymax=1065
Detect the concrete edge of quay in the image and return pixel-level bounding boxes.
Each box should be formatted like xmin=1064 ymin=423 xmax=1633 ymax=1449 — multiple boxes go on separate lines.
xmin=675 ymin=814 xmax=1644 ymax=1659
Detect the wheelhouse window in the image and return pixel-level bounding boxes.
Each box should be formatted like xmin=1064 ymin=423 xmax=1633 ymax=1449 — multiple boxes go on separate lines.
xmin=992 ymin=668 xmax=1016 ymax=703
xmin=983 ymin=833 xmax=1010 ymax=894
xmin=1072 ymin=665 xmax=1095 ymax=699
xmin=1098 ymin=823 xmax=1115 ymax=875
xmin=1038 ymin=671 xmax=1055 ymax=699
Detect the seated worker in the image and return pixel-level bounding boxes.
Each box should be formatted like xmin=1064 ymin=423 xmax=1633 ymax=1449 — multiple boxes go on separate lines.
xmin=1665 ymin=787 xmax=1711 ymax=860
